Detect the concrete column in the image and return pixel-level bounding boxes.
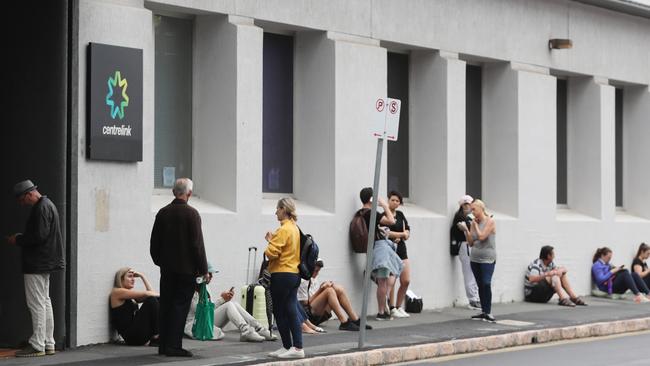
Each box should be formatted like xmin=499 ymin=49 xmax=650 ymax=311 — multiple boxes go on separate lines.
xmin=623 ymin=86 xmax=650 ymax=219
xmin=193 ymin=15 xmax=263 ymax=211
xmin=332 ymin=32 xmax=387 ymax=214
xmin=567 ymin=77 xmax=615 ymax=220
xmin=515 ymin=64 xmax=557 ymax=222
xmin=482 ymin=63 xmax=518 ymax=216
xmin=410 ymin=51 xmax=466 ymax=215
xmin=329 ymin=32 xmax=386 ymax=312
xmin=294 ymin=31 xmax=335 ymax=211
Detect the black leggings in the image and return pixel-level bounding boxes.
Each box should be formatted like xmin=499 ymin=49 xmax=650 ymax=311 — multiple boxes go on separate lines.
xmin=612 ymin=270 xmax=650 ymax=295
xmin=122 ymin=296 xmax=159 ymax=345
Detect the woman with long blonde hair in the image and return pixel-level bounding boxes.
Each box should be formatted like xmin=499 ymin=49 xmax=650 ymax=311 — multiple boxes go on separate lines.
xmin=458 ymin=199 xmax=496 ymax=322
xmin=109 ymin=268 xmax=160 ymax=346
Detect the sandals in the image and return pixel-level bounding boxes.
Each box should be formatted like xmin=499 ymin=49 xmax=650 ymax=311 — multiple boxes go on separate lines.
xmin=570 ymin=297 xmax=587 ymax=306
xmin=313 ymin=326 xmax=326 ymax=333
xmin=558 ymin=298 xmax=576 ymax=307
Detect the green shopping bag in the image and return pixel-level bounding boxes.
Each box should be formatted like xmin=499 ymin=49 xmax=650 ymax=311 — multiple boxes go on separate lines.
xmin=192 ymin=283 xmax=215 ymax=340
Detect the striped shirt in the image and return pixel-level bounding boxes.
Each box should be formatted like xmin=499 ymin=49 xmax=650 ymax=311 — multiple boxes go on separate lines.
xmin=524 ymin=258 xmax=556 ymax=289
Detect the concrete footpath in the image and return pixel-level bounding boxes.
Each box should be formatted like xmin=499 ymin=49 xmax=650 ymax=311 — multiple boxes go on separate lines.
xmin=3 ymin=296 xmax=650 ymax=366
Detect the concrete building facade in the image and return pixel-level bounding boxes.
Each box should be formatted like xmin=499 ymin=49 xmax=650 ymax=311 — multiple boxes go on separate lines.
xmin=3 ymin=0 xmax=650 ymax=347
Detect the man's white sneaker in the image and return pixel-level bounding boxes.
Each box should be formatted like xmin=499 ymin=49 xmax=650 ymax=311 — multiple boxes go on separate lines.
xmin=278 ymin=347 xmax=305 ymax=359
xmin=256 ymin=327 xmax=278 ymax=341
xmin=240 ymin=328 xmax=265 ymax=342
xmin=268 ymin=347 xmax=289 ymax=357
xmin=390 ymin=308 xmax=409 ymax=318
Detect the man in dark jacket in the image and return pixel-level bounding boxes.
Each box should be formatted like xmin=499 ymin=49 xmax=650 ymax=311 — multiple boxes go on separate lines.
xmin=150 ymin=178 xmax=208 ymax=357
xmin=7 ymin=180 xmax=64 ymax=357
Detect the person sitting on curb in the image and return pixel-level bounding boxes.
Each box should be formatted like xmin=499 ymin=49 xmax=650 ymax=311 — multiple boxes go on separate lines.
xmin=524 ymin=246 xmax=586 ymax=306
xmin=184 ymin=263 xmax=276 ymax=342
xmin=109 ymin=268 xmax=160 ymax=346
xmin=631 ymin=242 xmax=650 ymax=290
xmin=298 ymin=258 xmax=372 ymax=331
xmin=592 ymin=247 xmax=650 ymax=303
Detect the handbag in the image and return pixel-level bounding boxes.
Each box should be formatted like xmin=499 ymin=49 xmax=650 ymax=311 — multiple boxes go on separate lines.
xmin=405 ymin=290 xmax=423 ymax=313
xmin=192 ymin=283 xmax=215 ymax=340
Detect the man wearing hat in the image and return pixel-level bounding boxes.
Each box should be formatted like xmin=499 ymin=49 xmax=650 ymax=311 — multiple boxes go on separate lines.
xmin=7 ymin=180 xmax=64 ymax=357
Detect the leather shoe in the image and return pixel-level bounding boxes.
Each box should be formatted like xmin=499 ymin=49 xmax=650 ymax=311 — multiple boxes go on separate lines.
xmin=165 ymin=348 xmax=193 ymax=357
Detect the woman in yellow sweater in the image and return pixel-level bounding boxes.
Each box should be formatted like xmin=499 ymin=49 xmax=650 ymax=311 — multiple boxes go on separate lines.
xmin=264 ymin=198 xmax=304 ymax=359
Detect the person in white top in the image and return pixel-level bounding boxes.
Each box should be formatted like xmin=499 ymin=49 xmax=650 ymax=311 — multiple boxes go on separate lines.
xmin=297 ymin=258 xmax=371 ymax=331
xmin=184 ymin=264 xmax=276 ymax=342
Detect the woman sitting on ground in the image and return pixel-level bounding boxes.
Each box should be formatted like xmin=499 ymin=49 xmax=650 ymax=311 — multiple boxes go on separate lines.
xmin=109 ymin=268 xmax=160 ymax=346
xmin=632 ymin=243 xmax=650 ymax=290
xmin=592 ymin=247 xmax=650 ymax=303
xmin=184 ymin=264 xmax=276 ymax=342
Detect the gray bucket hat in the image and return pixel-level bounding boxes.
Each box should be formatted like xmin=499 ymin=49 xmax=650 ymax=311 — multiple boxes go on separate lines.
xmin=13 ymin=180 xmax=37 ymax=197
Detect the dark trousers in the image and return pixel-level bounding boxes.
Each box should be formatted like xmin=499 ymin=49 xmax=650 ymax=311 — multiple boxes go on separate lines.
xmin=159 ymin=271 xmax=195 ymax=352
xmin=270 ymin=273 xmax=302 ymax=349
xmin=123 ymin=296 xmax=159 ymax=345
xmin=471 ymin=261 xmax=496 ymax=315
xmin=612 ymin=269 xmax=650 ymax=295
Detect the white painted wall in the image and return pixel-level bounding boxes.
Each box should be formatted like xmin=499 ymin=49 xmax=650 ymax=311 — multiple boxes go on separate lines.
xmin=73 ymin=0 xmax=650 ymax=346
xmin=77 ymin=0 xmax=155 ymax=345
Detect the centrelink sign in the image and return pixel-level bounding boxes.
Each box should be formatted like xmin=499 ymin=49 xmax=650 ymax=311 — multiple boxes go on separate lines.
xmin=87 ymin=43 xmax=143 ymax=161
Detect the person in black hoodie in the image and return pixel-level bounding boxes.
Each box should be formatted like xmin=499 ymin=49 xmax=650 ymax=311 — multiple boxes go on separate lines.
xmin=450 ymin=195 xmax=480 ymax=310
xmin=7 ymin=180 xmax=64 ymax=357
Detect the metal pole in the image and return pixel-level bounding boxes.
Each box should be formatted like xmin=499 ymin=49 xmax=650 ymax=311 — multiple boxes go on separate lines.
xmin=358 ymin=137 xmax=384 ymax=349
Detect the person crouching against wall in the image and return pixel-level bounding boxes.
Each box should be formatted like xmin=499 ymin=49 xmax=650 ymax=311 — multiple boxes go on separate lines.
xmin=184 ymin=263 xmax=276 ymax=342
xmin=592 ymin=247 xmax=650 ymax=303
xmin=109 ymin=268 xmax=160 ymax=346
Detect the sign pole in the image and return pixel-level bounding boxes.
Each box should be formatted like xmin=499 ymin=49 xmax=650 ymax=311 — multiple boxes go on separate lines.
xmin=358 ymin=136 xmax=384 ymax=349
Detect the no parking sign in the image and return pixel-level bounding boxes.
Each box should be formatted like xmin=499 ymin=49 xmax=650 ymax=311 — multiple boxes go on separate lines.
xmin=372 ymin=97 xmax=401 ymax=141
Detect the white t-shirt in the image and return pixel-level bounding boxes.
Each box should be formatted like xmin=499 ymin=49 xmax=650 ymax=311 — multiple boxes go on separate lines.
xmin=297 ymin=277 xmax=321 ymax=302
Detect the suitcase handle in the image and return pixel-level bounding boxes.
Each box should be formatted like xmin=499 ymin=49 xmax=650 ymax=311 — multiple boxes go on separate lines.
xmin=247 ymin=246 xmax=259 ymax=284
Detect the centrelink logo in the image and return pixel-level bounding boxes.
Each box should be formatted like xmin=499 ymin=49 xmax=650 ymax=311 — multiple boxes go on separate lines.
xmin=103 ymin=71 xmax=132 ymax=136
xmin=105 ymin=71 xmax=129 ymax=119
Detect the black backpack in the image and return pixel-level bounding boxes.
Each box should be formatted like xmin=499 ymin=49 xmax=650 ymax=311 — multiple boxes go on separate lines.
xmin=349 ymin=208 xmax=370 ymax=253
xmin=298 ymin=228 xmax=319 ymax=280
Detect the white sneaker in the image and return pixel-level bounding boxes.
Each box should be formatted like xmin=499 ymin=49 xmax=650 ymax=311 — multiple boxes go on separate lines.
xmin=278 ymin=347 xmax=305 ymax=359
xmin=256 ymin=327 xmax=278 ymax=341
xmin=268 ymin=347 xmax=289 ymax=357
xmin=635 ymin=295 xmax=650 ymax=303
xmin=391 ymin=308 xmax=409 ymax=318
xmin=397 ymin=308 xmax=410 ymax=317
xmin=240 ymin=327 xmax=265 ymax=342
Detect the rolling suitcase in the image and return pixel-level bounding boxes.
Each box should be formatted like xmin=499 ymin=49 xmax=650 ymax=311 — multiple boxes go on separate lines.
xmin=240 ymin=246 xmax=269 ymax=328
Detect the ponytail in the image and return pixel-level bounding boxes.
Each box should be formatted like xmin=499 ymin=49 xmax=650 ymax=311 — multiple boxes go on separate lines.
xmin=592 ymin=247 xmax=612 ymax=263
xmin=636 ymin=243 xmax=649 ymax=260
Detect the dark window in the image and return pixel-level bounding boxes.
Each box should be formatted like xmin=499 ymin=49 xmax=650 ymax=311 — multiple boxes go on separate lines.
xmin=466 ymin=65 xmax=482 ymax=199
xmin=557 ymin=79 xmax=568 ymax=205
xmin=154 ymin=15 xmax=193 ymax=188
xmin=615 ymin=88 xmax=624 ymax=207
xmin=263 ymin=33 xmax=294 ymax=193
xmin=387 ymin=52 xmax=409 ymax=197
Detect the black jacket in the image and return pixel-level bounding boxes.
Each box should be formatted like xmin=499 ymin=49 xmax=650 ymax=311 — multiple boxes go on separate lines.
xmin=16 ymin=196 xmax=65 ymax=274
xmin=150 ymin=198 xmax=208 ymax=276
xmin=450 ymin=208 xmax=470 ymax=243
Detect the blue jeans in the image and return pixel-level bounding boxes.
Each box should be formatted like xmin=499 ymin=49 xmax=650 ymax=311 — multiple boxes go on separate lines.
xmin=470 ymin=261 xmax=496 ymax=315
xmin=270 ymin=273 xmax=302 ymax=349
